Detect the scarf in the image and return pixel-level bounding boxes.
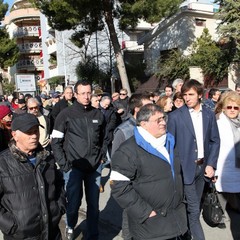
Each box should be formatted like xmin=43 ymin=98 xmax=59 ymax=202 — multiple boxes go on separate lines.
xmin=137 ymin=126 xmax=170 ymax=163
xmin=228 ymin=115 xmax=240 ymax=168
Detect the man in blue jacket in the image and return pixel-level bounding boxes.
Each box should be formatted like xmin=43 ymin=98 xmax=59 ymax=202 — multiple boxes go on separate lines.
xmin=168 ymin=79 xmax=220 ymax=240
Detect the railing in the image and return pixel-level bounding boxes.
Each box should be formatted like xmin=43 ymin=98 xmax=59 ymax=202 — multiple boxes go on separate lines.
xmin=18 ymin=42 xmax=42 ymax=52
xmin=13 ymin=26 xmax=41 ymax=37
xmin=17 ymin=57 xmax=44 ymax=69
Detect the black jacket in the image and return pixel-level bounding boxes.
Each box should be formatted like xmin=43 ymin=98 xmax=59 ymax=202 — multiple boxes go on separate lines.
xmin=0 ymin=140 xmax=66 ymax=240
xmin=111 ymin=130 xmax=187 ymax=240
xmin=51 ymin=101 xmax=106 ymax=173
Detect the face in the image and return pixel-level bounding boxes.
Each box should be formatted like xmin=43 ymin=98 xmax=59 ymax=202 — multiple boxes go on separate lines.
xmin=18 ymin=103 xmax=26 ymax=109
xmin=174 ymin=98 xmax=185 ymax=108
xmin=91 ymin=96 xmax=100 ymax=108
xmin=212 ymin=91 xmax=221 ymax=102
xmin=223 ymin=100 xmax=239 ymax=119
xmin=164 ymin=97 xmax=173 ymax=112
xmin=112 ymin=94 xmax=119 ymax=101
xmin=142 ymin=112 xmax=166 ymax=138
xmin=101 ymin=99 xmax=111 ymax=109
xmin=165 ymin=87 xmax=173 ymax=97
xmin=183 ymin=88 xmax=202 ymax=111
xmin=52 ymin=97 xmax=60 ymax=103
xmin=75 ymin=84 xmax=92 ymax=106
xmin=27 ymin=102 xmax=39 ymax=116
xmin=1 ymin=113 xmax=12 ymax=129
xmin=12 ymin=126 xmax=39 ymax=154
xmin=176 ymin=82 xmax=183 ymax=93
xmin=119 ymin=91 xmax=127 ymax=99
xmin=64 ymin=88 xmax=73 ymax=101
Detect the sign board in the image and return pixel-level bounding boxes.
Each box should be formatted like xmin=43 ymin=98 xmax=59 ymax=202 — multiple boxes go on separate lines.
xmin=15 ymin=74 xmax=36 ymax=92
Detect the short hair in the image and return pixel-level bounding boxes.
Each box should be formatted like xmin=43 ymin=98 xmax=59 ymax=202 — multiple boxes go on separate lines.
xmin=173 ymin=92 xmax=184 ymax=101
xmin=74 ymin=80 xmax=91 ymax=93
xmin=27 ymin=97 xmax=40 ymax=107
xmin=100 ymin=95 xmax=111 ymax=103
xmin=136 ymin=104 xmax=164 ymax=126
xmin=120 ymin=88 xmax=128 ymax=94
xmin=215 ymin=91 xmax=240 ymax=114
xmin=128 ymin=93 xmax=151 ymax=115
xmin=181 ymin=79 xmax=204 ymax=96
xmin=208 ymin=88 xmax=220 ymax=99
xmin=172 ymin=78 xmax=184 ymax=89
xmin=164 ymin=84 xmax=173 ymax=91
xmin=156 ymin=96 xmax=171 ymax=110
xmin=64 ymin=86 xmax=73 ymax=93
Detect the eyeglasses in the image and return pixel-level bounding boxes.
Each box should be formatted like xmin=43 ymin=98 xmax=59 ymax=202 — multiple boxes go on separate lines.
xmin=120 ymin=93 xmax=126 ymax=96
xmin=28 ymin=106 xmax=39 ymax=110
xmin=148 ymin=116 xmax=166 ymax=124
xmin=226 ymin=106 xmax=239 ymax=110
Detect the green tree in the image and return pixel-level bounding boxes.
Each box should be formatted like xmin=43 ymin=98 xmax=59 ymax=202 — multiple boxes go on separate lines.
xmin=32 ymin=0 xmax=182 ymax=94
xmin=215 ymin=0 xmax=240 ymax=60
xmin=190 ymin=28 xmax=231 ymax=86
xmin=0 ymin=0 xmax=20 ymax=94
xmin=76 ymin=57 xmax=110 ymax=88
xmin=156 ymin=49 xmax=190 ymax=82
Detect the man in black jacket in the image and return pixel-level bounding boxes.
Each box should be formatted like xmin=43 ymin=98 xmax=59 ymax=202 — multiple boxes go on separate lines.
xmin=0 ymin=113 xmax=66 ymax=240
xmin=110 ymin=104 xmax=188 ymax=240
xmin=51 ymin=80 xmax=106 ymax=240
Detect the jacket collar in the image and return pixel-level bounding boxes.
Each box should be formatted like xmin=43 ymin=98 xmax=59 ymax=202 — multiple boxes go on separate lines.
xmin=8 ymin=139 xmax=50 ymax=164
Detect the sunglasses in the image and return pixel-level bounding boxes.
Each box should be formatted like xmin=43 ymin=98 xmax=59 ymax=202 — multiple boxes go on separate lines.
xmin=120 ymin=93 xmax=126 ymax=96
xmin=29 ymin=106 xmax=39 ymax=110
xmin=226 ymin=106 xmax=239 ymax=110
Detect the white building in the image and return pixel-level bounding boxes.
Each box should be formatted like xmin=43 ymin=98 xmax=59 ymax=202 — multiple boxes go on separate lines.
xmin=138 ymin=1 xmax=219 ymax=76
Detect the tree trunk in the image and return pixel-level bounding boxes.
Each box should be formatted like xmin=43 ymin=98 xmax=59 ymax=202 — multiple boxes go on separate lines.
xmin=104 ymin=2 xmax=131 ymax=96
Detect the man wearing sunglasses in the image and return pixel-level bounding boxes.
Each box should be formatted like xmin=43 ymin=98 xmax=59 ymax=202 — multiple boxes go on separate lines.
xmin=27 ymin=97 xmax=51 ymax=151
xmin=112 ymin=88 xmax=129 ymax=122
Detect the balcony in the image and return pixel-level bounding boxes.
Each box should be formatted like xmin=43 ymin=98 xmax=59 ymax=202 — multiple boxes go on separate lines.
xmin=45 ymin=37 xmax=57 ymax=55
xmin=18 ymin=41 xmax=42 ymax=53
xmin=17 ymin=57 xmax=44 ymax=70
xmin=13 ymin=26 xmax=41 ymax=38
xmin=122 ymin=40 xmax=144 ymax=51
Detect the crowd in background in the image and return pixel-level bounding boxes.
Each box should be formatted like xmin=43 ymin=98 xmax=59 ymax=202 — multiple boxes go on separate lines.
xmin=0 ymin=79 xmax=239 ymax=240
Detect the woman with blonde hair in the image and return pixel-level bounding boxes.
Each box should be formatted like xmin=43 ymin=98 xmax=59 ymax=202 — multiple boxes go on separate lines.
xmin=215 ymin=91 xmax=240 ymax=238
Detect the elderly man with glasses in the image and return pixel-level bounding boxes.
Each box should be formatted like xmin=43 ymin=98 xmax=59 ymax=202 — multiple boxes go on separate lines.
xmin=110 ymin=103 xmax=188 ymax=240
xmin=27 ymin=97 xmax=51 ymax=151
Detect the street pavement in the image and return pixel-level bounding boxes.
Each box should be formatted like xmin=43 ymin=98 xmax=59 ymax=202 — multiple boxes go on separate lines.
xmin=0 ymin=168 xmax=234 ymax=240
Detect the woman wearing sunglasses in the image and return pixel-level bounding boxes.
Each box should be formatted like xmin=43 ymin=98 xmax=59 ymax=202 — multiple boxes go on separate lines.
xmin=214 ymin=91 xmax=240 ymax=238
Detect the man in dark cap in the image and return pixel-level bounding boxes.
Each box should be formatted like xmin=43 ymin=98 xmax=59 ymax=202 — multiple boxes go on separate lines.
xmin=0 ymin=113 xmax=66 ymax=239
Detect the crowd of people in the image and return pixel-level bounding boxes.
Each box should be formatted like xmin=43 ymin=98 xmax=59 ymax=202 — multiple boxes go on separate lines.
xmin=0 ymin=79 xmax=239 ymax=240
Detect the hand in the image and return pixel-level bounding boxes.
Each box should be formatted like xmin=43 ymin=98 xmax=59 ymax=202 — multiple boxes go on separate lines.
xmin=149 ymin=211 xmax=157 ymax=218
xmin=117 ymin=109 xmax=124 ymax=114
xmin=204 ymin=165 xmax=215 ymax=178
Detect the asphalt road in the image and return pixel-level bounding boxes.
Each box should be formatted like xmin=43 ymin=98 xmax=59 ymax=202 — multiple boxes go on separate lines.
xmin=0 ymin=168 xmax=235 ymax=240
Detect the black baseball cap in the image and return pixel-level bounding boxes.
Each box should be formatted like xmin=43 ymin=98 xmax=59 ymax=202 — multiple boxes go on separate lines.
xmin=11 ymin=113 xmax=44 ymax=132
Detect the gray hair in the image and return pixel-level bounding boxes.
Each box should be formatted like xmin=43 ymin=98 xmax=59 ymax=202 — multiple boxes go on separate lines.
xmin=172 ymin=78 xmax=184 ymax=89
xmin=136 ymin=104 xmax=164 ymax=126
xmin=27 ymin=97 xmax=40 ymax=106
xmin=100 ymin=95 xmax=111 ymax=102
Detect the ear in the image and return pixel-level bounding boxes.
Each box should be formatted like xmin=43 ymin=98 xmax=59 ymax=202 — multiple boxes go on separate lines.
xmin=11 ymin=131 xmax=17 ymax=141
